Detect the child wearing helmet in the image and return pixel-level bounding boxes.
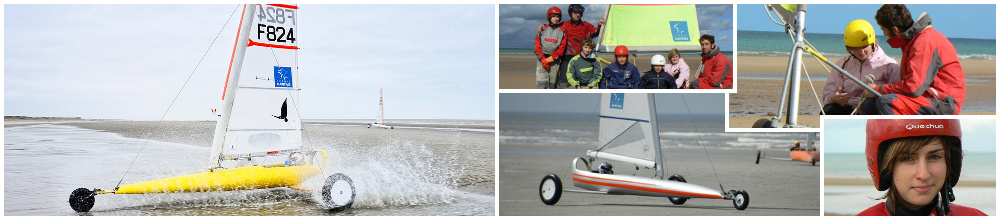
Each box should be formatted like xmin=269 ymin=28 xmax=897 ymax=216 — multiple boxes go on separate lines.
xmin=664 ymin=49 xmax=690 ymax=89
xmin=690 ymin=35 xmax=732 ymax=89
xmin=565 ymin=37 xmax=602 ymax=89
xmin=602 ymin=45 xmax=641 ymax=89
xmin=533 ymin=6 xmax=567 ymax=89
xmin=821 ymin=19 xmax=900 ymax=115
xmin=859 ymin=119 xmax=986 ymax=216
xmin=638 ymin=54 xmax=677 ymax=89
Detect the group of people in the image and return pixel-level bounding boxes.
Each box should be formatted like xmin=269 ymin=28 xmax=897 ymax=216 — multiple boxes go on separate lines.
xmin=533 ymin=4 xmax=732 ymax=90
xmin=822 ymin=4 xmax=965 ymax=115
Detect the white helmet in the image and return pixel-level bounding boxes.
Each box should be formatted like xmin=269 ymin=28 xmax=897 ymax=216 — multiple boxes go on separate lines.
xmin=651 ymin=54 xmax=667 ymax=65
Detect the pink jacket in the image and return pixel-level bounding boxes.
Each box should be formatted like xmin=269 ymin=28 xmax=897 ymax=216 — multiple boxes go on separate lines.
xmin=822 ymin=45 xmax=900 ymax=107
xmin=664 ymin=58 xmax=690 ymax=88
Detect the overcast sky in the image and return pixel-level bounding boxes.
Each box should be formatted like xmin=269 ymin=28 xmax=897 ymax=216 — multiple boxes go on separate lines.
xmin=499 ymin=4 xmax=734 ymax=51
xmin=823 ymin=119 xmax=996 ymax=153
xmin=500 ymin=93 xmax=724 ymax=116
xmin=4 ymin=4 xmax=495 ymax=121
xmin=737 ymin=4 xmax=996 ymax=39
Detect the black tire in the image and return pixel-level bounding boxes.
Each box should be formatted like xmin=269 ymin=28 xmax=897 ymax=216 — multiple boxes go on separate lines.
xmin=733 ymin=189 xmax=749 ymax=210
xmin=322 ymin=173 xmax=356 ymax=212
xmin=539 ymin=174 xmax=562 ymax=205
xmin=69 ymin=188 xmax=96 ymax=212
xmin=667 ymin=174 xmax=689 ymax=205
xmin=752 ymin=118 xmax=773 ymax=128
xmin=811 ymin=157 xmax=817 ymax=166
xmin=755 ymin=150 xmax=762 ymax=164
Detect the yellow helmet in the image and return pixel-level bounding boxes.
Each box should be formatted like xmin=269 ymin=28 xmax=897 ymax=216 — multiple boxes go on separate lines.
xmin=844 ymin=19 xmax=876 ymax=48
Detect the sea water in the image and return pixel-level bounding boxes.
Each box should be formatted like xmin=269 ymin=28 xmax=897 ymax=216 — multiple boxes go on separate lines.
xmin=737 ymin=30 xmax=996 ymax=60
xmin=4 ymin=123 xmax=493 ymax=216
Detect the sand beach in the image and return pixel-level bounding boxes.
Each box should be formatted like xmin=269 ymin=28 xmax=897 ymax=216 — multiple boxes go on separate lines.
xmin=729 ymin=55 xmax=996 ymax=128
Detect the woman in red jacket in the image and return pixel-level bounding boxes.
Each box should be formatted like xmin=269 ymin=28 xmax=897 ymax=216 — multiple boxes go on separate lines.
xmin=859 ymin=119 xmax=986 ymax=216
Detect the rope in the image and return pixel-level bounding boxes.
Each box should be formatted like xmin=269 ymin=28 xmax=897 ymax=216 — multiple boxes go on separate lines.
xmin=798 ymin=59 xmax=826 ymax=115
xmin=850 ymin=75 xmax=877 ymax=115
xmin=114 ymin=4 xmax=242 ymax=189
xmin=679 ymin=94 xmax=725 ymax=191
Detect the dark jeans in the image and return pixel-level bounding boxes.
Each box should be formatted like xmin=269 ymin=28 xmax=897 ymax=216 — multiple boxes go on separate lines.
xmin=822 ymin=99 xmax=877 ymax=115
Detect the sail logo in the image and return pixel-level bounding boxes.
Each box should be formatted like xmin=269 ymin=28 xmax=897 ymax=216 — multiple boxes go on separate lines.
xmin=669 ymin=21 xmax=690 ymax=42
xmin=274 ymin=66 xmax=292 ymax=87
xmin=905 ymin=124 xmax=944 ymax=130
xmin=610 ymin=93 xmax=624 ymax=109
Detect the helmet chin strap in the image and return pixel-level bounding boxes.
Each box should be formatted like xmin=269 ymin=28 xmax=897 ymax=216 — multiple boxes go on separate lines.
xmin=938 ymin=183 xmax=955 ymax=216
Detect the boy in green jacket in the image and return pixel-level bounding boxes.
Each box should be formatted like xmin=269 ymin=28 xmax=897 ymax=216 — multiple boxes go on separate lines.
xmin=566 ymin=38 xmax=602 ymax=89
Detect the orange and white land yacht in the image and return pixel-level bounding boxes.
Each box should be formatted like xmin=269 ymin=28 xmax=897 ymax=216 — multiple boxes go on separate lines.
xmin=755 ymin=133 xmax=820 ymax=166
xmin=538 ymin=93 xmax=750 ymax=210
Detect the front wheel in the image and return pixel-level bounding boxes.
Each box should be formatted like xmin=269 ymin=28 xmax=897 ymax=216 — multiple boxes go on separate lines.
xmin=539 ymin=174 xmax=562 ymax=205
xmin=811 ymin=157 xmax=817 ymax=166
xmin=322 ymin=173 xmax=356 ymax=212
xmin=755 ymin=150 xmax=762 ymax=164
xmin=68 ymin=188 xmax=96 ymax=212
xmin=752 ymin=118 xmax=773 ymax=128
xmin=732 ymin=189 xmax=749 ymax=210
xmin=667 ymin=174 xmax=688 ymax=205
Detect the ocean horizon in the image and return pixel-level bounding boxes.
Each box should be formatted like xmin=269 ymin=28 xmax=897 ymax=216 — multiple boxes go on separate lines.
xmin=737 ymin=30 xmax=996 ymax=60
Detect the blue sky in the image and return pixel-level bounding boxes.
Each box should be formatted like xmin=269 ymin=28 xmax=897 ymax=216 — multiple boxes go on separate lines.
xmin=499 ymin=4 xmax=734 ymax=51
xmin=4 ymin=4 xmax=495 ymax=120
xmin=823 ymin=119 xmax=996 ymax=153
xmin=737 ymin=4 xmax=996 ymax=40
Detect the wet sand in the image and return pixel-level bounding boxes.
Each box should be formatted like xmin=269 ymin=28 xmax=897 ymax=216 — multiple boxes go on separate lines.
xmin=729 ymin=56 xmax=996 ymax=128
xmin=499 ymin=54 xmax=706 ymax=89
xmin=499 ymin=144 xmax=820 ymax=216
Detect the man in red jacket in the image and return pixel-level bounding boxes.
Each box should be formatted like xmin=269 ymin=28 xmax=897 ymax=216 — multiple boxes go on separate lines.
xmin=690 ymin=34 xmax=732 ymax=89
xmin=864 ymin=4 xmax=965 ymax=115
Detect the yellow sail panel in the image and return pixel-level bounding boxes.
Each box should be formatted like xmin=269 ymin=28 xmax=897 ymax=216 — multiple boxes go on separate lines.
xmin=598 ymin=4 xmax=701 ymax=52
xmin=114 ymin=165 xmax=321 ymax=194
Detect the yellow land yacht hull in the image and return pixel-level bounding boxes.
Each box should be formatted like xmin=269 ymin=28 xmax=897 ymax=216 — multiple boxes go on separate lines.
xmin=101 ymin=165 xmax=321 ymax=194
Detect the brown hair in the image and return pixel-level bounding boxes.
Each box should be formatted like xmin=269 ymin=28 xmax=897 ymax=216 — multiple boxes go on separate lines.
xmin=699 ymin=34 xmax=715 ymax=44
xmin=581 ymin=37 xmax=595 ymax=48
xmin=667 ymin=48 xmax=681 ymax=61
xmin=875 ymin=4 xmax=914 ymax=33
xmin=878 ymin=135 xmax=960 ymax=211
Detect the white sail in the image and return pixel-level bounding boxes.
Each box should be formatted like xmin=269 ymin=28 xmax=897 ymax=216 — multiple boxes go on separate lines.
xmin=375 ymin=89 xmax=384 ymax=125
xmin=593 ymin=93 xmax=664 ymax=176
xmin=210 ymin=4 xmax=302 ymax=169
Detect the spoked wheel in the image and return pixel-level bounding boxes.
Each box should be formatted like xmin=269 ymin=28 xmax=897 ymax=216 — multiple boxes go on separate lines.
xmin=755 ymin=150 xmax=762 ymax=164
xmin=69 ymin=188 xmax=96 ymax=212
xmin=322 ymin=173 xmax=356 ymax=212
xmin=666 ymin=174 xmax=689 ymax=205
xmin=752 ymin=118 xmax=773 ymax=128
xmin=732 ymin=189 xmax=749 ymax=210
xmin=539 ymin=174 xmax=562 ymax=205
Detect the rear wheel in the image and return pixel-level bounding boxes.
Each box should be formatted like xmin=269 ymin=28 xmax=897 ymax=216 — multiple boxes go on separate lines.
xmin=755 ymin=150 xmax=762 ymax=164
xmin=539 ymin=174 xmax=562 ymax=205
xmin=752 ymin=118 xmax=773 ymax=128
xmin=322 ymin=173 xmax=355 ymax=212
xmin=811 ymin=157 xmax=817 ymax=166
xmin=667 ymin=174 xmax=689 ymax=205
xmin=69 ymin=188 xmax=96 ymax=212
xmin=732 ymin=189 xmax=749 ymax=210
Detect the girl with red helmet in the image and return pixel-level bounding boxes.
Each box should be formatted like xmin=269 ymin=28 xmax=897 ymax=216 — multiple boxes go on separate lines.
xmin=533 ymin=6 xmax=567 ymax=89
xmin=859 ymin=119 xmax=986 ymax=216
xmin=601 ymin=45 xmax=640 ymax=89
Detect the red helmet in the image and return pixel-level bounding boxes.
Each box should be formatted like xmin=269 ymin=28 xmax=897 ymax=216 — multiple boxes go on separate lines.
xmin=614 ymin=45 xmax=629 ymax=56
xmin=547 ymin=6 xmax=562 ymax=20
xmin=865 ymin=119 xmax=962 ymax=191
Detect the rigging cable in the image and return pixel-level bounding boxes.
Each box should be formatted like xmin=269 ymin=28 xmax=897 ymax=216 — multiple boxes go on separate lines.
xmin=679 ymin=94 xmax=725 ymax=192
xmin=114 ymin=4 xmax=243 ymax=189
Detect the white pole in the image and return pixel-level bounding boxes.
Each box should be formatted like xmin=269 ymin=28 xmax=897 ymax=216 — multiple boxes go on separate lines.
xmin=209 ymin=4 xmax=256 ymax=170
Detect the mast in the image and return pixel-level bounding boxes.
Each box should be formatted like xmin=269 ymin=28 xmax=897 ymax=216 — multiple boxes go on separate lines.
xmin=209 ymin=4 xmax=256 ymax=170
xmin=647 ymin=94 xmax=664 ymax=178
xmin=379 ymin=88 xmax=384 ymax=124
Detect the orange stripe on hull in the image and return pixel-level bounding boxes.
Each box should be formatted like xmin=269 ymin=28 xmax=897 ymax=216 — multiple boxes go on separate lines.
xmin=572 ymin=174 xmax=724 ymax=199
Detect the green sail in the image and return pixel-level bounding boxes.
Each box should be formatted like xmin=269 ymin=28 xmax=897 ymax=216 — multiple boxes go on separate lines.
xmin=597 ymin=4 xmax=702 ymax=52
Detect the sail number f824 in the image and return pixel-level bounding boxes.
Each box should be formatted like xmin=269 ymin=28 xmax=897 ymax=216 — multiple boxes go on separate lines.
xmin=255 ymin=5 xmax=296 ymax=44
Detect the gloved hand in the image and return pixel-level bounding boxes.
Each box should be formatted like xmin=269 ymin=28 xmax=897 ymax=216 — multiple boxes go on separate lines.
xmin=542 ymin=59 xmax=551 ymax=70
xmin=544 ymin=56 xmax=555 ymax=64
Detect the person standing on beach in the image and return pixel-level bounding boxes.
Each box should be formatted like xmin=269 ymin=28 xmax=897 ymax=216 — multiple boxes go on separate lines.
xmin=864 ymin=4 xmax=965 ymax=115
xmin=539 ymin=4 xmax=605 ymax=89
xmin=858 ymin=119 xmax=986 ymax=216
xmin=566 ymin=38 xmax=602 ymax=89
xmin=690 ymin=35 xmax=732 ymax=89
xmin=664 ymin=49 xmax=690 ymax=89
xmin=602 ymin=45 xmax=640 ymax=89
xmin=822 ymin=20 xmax=900 ymax=115
xmin=638 ymin=54 xmax=677 ymax=89
xmin=533 ymin=6 xmax=567 ymax=89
